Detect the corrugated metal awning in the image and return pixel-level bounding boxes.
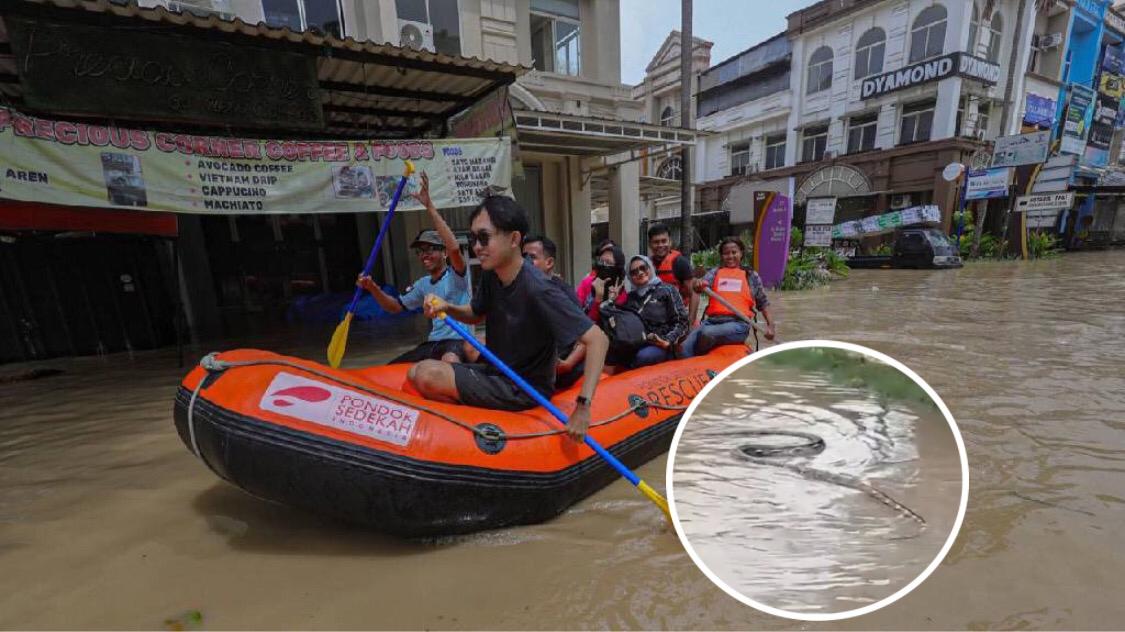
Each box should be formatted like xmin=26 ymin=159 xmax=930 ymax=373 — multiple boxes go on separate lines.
xmin=0 ymin=0 xmax=528 ymax=138
xmin=515 ymin=109 xmax=697 ymax=157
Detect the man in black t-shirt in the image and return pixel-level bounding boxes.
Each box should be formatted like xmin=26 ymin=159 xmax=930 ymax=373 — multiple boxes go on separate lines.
xmin=522 ymin=235 xmax=585 ymax=389
xmin=411 ymin=197 xmax=610 ymax=439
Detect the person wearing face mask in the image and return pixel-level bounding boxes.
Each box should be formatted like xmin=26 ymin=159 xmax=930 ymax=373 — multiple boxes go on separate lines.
xmin=575 ymin=240 xmax=626 ymax=324
xmin=607 ymin=255 xmax=690 ymax=368
xmin=357 ymin=172 xmax=470 ymax=364
xmin=681 ymin=236 xmax=776 ymax=357
xmin=415 ymin=195 xmax=610 ymax=439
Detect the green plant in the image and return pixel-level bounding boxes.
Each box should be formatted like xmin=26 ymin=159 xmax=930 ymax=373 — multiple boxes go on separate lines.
xmin=872 ymin=242 xmax=893 ymax=256
xmin=690 ymin=247 xmax=720 ymax=269
xmin=790 ymin=226 xmax=804 ymax=248
xmin=779 ymin=248 xmax=850 ymax=291
xmin=1027 ymin=231 xmax=1062 ymax=259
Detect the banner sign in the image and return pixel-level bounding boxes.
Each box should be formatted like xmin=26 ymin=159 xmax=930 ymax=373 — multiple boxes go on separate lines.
xmin=1023 ymin=94 xmax=1057 ymax=127
xmin=966 ymin=168 xmax=1012 ymax=199
xmin=1061 ymin=84 xmax=1097 ymax=156
xmin=804 ymin=224 xmax=833 ymax=247
xmin=6 ymin=17 xmax=323 ymax=130
xmin=752 ymin=192 xmax=792 ymax=288
xmin=448 ymin=86 xmax=523 ymax=178
xmin=860 ymin=52 xmax=1000 ymax=99
xmin=1015 ymin=192 xmax=1076 ymax=212
xmin=0 ymin=108 xmax=512 ymax=215
xmin=831 ymin=205 xmax=940 ymax=239
xmin=805 ymin=197 xmax=837 ymax=225
xmin=1026 ymin=209 xmax=1061 ymax=229
xmin=992 ymin=131 xmax=1050 ymax=168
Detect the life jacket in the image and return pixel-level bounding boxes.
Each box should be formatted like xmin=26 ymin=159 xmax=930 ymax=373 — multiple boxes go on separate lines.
xmin=704 ymin=267 xmax=756 ymax=319
xmin=655 ymin=249 xmax=692 ymax=305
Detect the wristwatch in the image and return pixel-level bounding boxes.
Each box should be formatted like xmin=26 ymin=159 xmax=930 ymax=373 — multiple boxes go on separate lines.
xmin=575 ymin=395 xmax=590 ymax=408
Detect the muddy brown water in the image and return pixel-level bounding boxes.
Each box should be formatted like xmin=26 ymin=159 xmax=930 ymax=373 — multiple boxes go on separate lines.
xmin=672 ymin=360 xmax=961 ymax=614
xmin=1 ymin=250 xmax=1124 ymax=629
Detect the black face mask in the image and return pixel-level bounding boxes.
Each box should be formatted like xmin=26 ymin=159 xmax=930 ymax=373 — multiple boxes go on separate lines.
xmin=594 ymin=261 xmax=623 ymax=284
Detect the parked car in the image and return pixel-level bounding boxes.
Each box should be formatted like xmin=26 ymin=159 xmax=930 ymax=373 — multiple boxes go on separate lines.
xmin=847 ymin=227 xmax=963 ymax=269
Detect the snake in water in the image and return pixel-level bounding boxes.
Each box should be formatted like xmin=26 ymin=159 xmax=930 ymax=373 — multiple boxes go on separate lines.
xmin=734 ymin=429 xmax=927 ymax=533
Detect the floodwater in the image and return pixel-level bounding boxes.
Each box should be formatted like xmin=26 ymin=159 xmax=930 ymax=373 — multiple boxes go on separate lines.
xmin=1 ymin=250 xmax=1124 ymax=629
xmin=672 ymin=360 xmax=962 ymax=614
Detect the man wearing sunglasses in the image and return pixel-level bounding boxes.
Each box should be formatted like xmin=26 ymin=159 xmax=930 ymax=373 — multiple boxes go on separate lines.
xmin=413 ymin=196 xmax=610 ymax=440
xmin=357 ymin=172 xmax=470 ymax=365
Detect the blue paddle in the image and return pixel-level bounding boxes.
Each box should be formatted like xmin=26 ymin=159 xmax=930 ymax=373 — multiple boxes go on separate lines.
xmin=435 ymin=311 xmax=671 ymax=520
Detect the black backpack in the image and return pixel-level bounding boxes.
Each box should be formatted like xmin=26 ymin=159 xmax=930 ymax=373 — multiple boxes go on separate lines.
xmin=599 ymin=294 xmax=652 ymax=355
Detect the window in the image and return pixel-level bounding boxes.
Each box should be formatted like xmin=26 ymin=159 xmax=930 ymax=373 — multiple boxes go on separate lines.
xmin=262 ymin=0 xmax=343 ymax=38
xmin=854 ymin=28 xmax=886 ymax=79
xmin=395 ymin=0 xmax=462 ymax=56
xmin=847 ymin=114 xmax=878 ymax=153
xmin=968 ymin=3 xmax=980 ymax=55
xmin=730 ymin=142 xmax=750 ymax=176
xmin=987 ymin=13 xmax=1003 ymax=63
xmin=806 ymin=46 xmax=834 ymax=94
xmin=660 ymin=106 xmax=677 ymax=127
xmin=658 ymin=156 xmax=682 ymax=180
xmin=899 ymin=101 xmax=935 ymax=144
xmin=530 ymin=0 xmax=581 ymax=76
xmin=764 ymin=135 xmax=786 ymax=170
xmin=801 ymin=125 xmax=828 ymax=162
xmin=957 ymin=97 xmax=993 ymax=136
xmin=909 ymin=5 xmax=947 ymax=63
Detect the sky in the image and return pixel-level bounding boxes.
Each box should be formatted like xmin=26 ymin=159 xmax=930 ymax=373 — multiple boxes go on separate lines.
xmin=620 ymin=0 xmax=821 ymax=86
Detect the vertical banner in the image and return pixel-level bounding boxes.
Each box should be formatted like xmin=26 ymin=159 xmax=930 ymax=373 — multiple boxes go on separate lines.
xmin=1061 ymin=84 xmax=1097 ymax=156
xmin=752 ymin=192 xmax=792 ymax=288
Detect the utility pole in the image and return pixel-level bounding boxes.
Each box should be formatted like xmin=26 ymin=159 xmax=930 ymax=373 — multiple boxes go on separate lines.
xmin=679 ymin=0 xmax=694 ymax=254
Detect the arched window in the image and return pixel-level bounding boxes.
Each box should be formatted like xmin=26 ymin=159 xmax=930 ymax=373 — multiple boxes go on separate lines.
xmin=807 ymin=46 xmax=834 ymax=94
xmin=909 ymin=5 xmax=948 ymax=63
xmin=968 ymin=3 xmax=980 ymax=55
xmin=987 ymin=13 xmax=1003 ymax=62
xmin=657 ymin=156 xmax=682 ymax=180
xmin=854 ymin=28 xmax=886 ymax=79
xmin=660 ymin=106 xmax=676 ymax=127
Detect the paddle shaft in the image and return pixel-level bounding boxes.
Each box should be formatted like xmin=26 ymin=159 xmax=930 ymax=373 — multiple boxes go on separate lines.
xmin=439 ymin=316 xmax=642 ymax=487
xmin=702 ymin=287 xmax=772 ymax=337
xmin=345 ymin=173 xmax=412 ymax=314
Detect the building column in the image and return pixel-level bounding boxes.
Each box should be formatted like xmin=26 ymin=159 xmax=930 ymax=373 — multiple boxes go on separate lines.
xmin=174 ymin=214 xmax=222 ymax=342
xmin=609 ymin=159 xmax=641 ymax=258
xmin=934 ymin=78 xmax=963 ymax=140
xmin=566 ymin=156 xmax=592 ymax=285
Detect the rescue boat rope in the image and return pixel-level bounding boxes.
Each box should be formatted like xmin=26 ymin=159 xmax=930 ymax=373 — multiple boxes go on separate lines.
xmin=187 ymin=353 xmax=691 ymax=446
xmin=734 ymin=429 xmax=927 ymax=532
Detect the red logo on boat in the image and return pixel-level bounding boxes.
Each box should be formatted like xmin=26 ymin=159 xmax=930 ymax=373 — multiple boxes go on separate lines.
xmin=269 ymin=385 xmax=332 ymax=408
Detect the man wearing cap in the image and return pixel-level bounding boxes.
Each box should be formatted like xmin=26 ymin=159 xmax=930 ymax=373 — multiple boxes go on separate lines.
xmin=358 ymin=172 xmax=471 ymax=364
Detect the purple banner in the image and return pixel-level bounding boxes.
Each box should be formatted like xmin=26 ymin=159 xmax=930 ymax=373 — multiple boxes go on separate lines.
xmin=752 ymin=192 xmax=792 ymax=288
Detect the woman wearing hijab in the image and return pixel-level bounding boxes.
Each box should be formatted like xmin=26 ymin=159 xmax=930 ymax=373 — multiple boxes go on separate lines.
xmin=576 ymin=241 xmax=627 ymax=324
xmin=608 ymin=254 xmax=690 ymax=368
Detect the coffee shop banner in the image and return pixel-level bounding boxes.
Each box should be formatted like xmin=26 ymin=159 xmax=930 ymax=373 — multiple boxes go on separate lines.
xmin=0 ymin=108 xmax=512 ymax=215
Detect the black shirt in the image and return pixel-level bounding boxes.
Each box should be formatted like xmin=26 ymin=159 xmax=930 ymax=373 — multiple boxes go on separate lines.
xmin=652 ymin=252 xmax=694 ymax=284
xmin=547 ymin=274 xmax=581 ymax=357
xmin=471 ymin=259 xmax=594 ymax=395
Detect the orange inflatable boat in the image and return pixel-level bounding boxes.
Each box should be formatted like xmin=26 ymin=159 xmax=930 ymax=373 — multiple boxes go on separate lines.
xmin=173 ymin=345 xmax=747 ymax=536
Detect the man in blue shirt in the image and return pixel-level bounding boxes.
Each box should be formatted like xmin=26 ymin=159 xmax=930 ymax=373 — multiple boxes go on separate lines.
xmin=358 ymin=172 xmax=470 ymax=364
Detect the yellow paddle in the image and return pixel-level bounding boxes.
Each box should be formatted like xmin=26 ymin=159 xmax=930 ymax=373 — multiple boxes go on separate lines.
xmin=327 ymin=160 xmax=415 ymax=368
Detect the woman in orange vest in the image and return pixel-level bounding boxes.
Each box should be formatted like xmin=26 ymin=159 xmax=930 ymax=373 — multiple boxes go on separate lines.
xmin=681 ymin=236 xmax=776 ymax=357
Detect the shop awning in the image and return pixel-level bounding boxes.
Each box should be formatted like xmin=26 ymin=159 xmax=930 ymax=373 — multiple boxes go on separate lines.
xmin=515 ymin=110 xmax=697 ymax=156
xmin=0 ymin=200 xmax=178 ymax=236
xmin=0 ymin=0 xmax=527 ymax=138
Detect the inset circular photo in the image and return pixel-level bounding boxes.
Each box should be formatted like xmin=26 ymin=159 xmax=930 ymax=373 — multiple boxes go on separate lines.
xmin=668 ymin=341 xmax=967 ymax=621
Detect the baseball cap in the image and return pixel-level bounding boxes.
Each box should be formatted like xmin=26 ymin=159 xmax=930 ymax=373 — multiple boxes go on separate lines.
xmin=411 ymin=230 xmax=445 ymax=249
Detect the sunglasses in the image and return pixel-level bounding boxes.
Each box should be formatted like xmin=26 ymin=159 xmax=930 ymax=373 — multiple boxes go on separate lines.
xmin=468 ymin=230 xmax=495 ymax=248
xmin=628 ymin=266 xmax=648 ymax=277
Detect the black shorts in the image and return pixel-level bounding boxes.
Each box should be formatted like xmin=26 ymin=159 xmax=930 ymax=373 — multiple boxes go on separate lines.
xmin=386 ymin=340 xmax=467 ymax=365
xmin=451 ymin=363 xmax=540 ymax=411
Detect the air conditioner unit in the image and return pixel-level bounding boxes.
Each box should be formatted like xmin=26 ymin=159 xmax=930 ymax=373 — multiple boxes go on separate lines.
xmin=1035 ymin=33 xmax=1064 ymax=50
xmin=398 ymin=19 xmax=436 ymax=52
xmin=166 ymin=0 xmax=234 ymax=20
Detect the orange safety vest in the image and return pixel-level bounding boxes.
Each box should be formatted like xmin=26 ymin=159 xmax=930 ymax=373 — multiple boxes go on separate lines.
xmin=704 ymin=267 xmax=756 ymax=318
xmin=655 ymin=249 xmax=692 ymax=305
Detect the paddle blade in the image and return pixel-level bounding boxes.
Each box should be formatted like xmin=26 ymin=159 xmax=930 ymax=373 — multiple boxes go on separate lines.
xmin=327 ymin=312 xmax=354 ymax=368
xmin=637 ymin=480 xmax=672 ymax=522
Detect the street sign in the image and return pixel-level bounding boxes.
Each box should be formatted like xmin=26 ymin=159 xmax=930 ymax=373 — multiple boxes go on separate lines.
xmin=992 ymin=131 xmax=1051 ymax=168
xmin=966 ymin=167 xmax=1012 ymax=199
xmin=805 ymin=224 xmax=833 ymax=247
xmin=1015 ymin=192 xmax=1076 ymax=212
xmin=1026 ymin=209 xmax=1060 ymax=228
xmin=806 ymin=197 xmax=837 ymax=224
